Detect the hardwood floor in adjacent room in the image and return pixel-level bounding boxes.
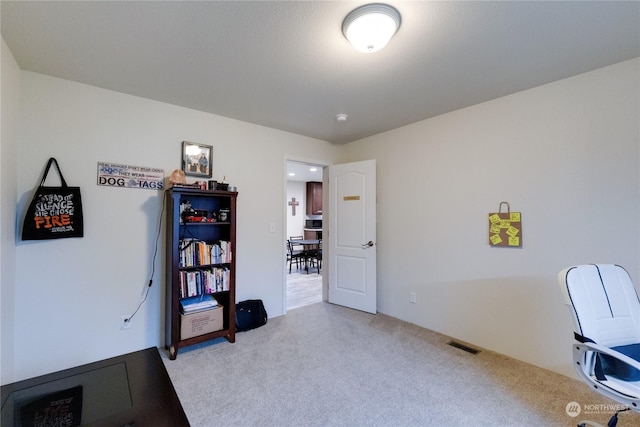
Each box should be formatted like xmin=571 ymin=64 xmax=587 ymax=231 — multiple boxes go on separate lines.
xmin=286 ymin=268 xmax=322 ymax=311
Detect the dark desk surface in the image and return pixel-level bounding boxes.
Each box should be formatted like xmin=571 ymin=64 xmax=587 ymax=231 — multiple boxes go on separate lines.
xmin=1 ymin=347 xmax=189 ymax=427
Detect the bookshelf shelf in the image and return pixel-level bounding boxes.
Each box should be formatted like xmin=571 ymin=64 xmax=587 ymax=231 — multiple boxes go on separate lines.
xmin=179 ymin=222 xmax=231 ymax=226
xmin=165 ymin=187 xmax=237 ymax=360
xmin=179 ymin=263 xmax=230 ymax=270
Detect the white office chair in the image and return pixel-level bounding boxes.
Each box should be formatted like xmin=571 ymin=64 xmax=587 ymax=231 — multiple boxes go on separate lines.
xmin=559 ymin=264 xmax=640 ymax=426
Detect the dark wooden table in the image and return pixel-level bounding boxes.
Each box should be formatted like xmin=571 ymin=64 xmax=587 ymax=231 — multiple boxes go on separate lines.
xmin=295 ymin=239 xmax=320 ymax=273
xmin=1 ymin=347 xmax=189 ymax=426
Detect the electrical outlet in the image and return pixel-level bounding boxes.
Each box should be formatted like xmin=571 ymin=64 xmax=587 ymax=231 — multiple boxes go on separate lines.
xmin=409 ymin=292 xmax=417 ymax=304
xmin=121 ymin=316 xmax=131 ymax=330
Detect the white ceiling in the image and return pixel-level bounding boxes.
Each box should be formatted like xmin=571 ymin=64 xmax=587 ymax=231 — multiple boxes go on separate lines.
xmin=2 ymin=1 xmax=639 ymax=145
xmin=287 ymin=160 xmax=324 ymax=183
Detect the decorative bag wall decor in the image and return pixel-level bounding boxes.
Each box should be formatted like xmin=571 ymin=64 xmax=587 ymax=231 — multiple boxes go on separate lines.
xmin=488 ymin=201 xmax=521 ymax=247
xmin=22 ymin=158 xmax=84 ymax=240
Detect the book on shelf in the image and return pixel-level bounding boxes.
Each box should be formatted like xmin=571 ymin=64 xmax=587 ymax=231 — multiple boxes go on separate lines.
xmin=170 ymin=183 xmax=201 ymax=189
xmin=179 ymin=239 xmax=232 ymax=268
xmin=178 ymin=267 xmax=230 ymax=298
xmin=180 ymin=294 xmax=218 ymax=314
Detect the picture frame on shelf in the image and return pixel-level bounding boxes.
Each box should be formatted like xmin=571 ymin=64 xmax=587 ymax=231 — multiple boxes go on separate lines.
xmin=182 ymin=141 xmax=213 ymax=178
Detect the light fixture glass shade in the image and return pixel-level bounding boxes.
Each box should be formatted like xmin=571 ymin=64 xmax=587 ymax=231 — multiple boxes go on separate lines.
xmin=343 ymin=4 xmax=401 ymax=53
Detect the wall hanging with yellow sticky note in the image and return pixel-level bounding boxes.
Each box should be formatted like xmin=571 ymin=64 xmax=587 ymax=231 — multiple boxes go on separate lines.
xmin=488 ymin=202 xmax=522 ymax=247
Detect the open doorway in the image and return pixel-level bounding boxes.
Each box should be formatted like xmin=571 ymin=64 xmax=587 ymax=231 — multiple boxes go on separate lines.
xmin=285 ymin=160 xmax=324 ymax=311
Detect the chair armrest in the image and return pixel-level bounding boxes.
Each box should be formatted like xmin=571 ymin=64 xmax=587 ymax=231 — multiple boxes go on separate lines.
xmin=571 ymin=342 xmax=640 ymax=413
xmin=578 ymin=341 xmax=640 ymax=373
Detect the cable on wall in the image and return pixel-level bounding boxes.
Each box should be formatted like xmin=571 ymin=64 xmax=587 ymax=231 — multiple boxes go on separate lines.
xmin=124 ymin=190 xmax=166 ymax=324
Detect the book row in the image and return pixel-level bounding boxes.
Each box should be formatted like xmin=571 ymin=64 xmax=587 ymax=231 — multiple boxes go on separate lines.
xmin=179 ymin=239 xmax=232 ymax=267
xmin=179 ymin=267 xmax=230 ymax=298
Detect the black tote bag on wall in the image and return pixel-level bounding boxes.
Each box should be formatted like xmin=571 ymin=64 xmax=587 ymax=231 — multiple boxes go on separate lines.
xmin=22 ymin=158 xmax=84 ymax=240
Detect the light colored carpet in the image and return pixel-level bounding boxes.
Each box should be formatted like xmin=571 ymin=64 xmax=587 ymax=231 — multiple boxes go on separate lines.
xmin=162 ymin=302 xmax=640 ymax=426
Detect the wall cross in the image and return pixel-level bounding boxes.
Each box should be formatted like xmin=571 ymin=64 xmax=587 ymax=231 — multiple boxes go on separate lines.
xmin=288 ymin=197 xmax=300 ymax=216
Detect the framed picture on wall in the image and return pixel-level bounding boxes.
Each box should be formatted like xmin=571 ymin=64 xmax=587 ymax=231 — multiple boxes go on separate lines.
xmin=182 ymin=141 xmax=213 ymax=178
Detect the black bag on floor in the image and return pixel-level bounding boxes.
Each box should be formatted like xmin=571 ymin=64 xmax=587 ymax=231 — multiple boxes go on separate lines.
xmin=235 ymin=299 xmax=268 ymax=332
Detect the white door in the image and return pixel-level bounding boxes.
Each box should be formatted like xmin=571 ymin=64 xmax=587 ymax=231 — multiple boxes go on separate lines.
xmin=327 ymin=160 xmax=377 ymax=314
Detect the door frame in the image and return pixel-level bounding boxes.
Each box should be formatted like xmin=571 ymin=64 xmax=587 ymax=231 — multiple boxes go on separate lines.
xmin=282 ymin=155 xmax=331 ymax=315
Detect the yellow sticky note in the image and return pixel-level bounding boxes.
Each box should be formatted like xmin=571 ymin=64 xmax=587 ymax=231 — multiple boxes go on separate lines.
xmin=490 ymin=234 xmax=502 ymax=245
xmin=489 ymin=213 xmax=501 ymax=224
xmin=508 ymin=236 xmax=520 ymax=246
xmin=500 ymin=220 xmax=510 ymax=228
xmin=506 ymin=226 xmax=519 ymax=237
xmin=510 ymin=212 xmax=521 ymax=221
xmin=490 ymin=223 xmax=501 ymax=234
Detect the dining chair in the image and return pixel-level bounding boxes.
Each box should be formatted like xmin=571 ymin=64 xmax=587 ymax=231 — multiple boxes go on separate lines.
xmin=310 ymin=240 xmax=322 ymax=274
xmin=286 ymin=240 xmax=305 ymax=273
xmin=289 ymin=236 xmax=307 ymax=266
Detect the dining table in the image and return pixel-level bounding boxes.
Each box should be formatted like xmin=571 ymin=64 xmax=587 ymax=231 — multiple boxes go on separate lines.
xmin=293 ymin=239 xmax=320 ymax=273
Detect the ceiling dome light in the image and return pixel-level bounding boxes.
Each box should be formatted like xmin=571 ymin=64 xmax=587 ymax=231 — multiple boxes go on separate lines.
xmin=342 ymin=3 xmax=401 ymax=53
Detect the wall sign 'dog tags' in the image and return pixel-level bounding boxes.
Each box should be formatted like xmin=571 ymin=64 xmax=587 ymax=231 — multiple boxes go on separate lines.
xmin=97 ymin=162 xmax=164 ymax=190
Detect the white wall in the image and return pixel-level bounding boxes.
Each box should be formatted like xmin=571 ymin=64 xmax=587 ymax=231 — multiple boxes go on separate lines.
xmin=286 ymin=181 xmax=305 ymax=239
xmin=8 ymin=71 xmax=341 ymax=382
xmin=3 ymin=55 xmax=638 ymax=383
xmin=1 ymin=38 xmax=20 ymax=385
xmin=343 ymin=58 xmax=640 ymax=378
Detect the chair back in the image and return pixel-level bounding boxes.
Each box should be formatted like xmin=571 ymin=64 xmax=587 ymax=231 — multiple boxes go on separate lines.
xmin=559 ymin=264 xmax=640 ymax=347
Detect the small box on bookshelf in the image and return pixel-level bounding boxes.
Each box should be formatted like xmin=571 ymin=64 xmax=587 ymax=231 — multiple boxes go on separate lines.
xmin=180 ymin=305 xmax=223 ymax=340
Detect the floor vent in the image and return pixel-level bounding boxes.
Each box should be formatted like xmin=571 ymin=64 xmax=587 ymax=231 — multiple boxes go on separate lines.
xmin=448 ymin=340 xmax=480 ymax=355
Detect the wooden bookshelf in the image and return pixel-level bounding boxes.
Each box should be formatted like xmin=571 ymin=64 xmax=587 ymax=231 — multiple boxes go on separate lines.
xmin=165 ymin=187 xmax=237 ymax=360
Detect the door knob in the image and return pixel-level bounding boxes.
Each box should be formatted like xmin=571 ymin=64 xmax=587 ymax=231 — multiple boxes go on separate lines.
xmin=362 ymin=241 xmax=374 ymax=248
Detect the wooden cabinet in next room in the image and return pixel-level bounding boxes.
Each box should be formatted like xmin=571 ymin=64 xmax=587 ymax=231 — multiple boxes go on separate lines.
xmin=306 ymin=181 xmax=322 ymax=215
